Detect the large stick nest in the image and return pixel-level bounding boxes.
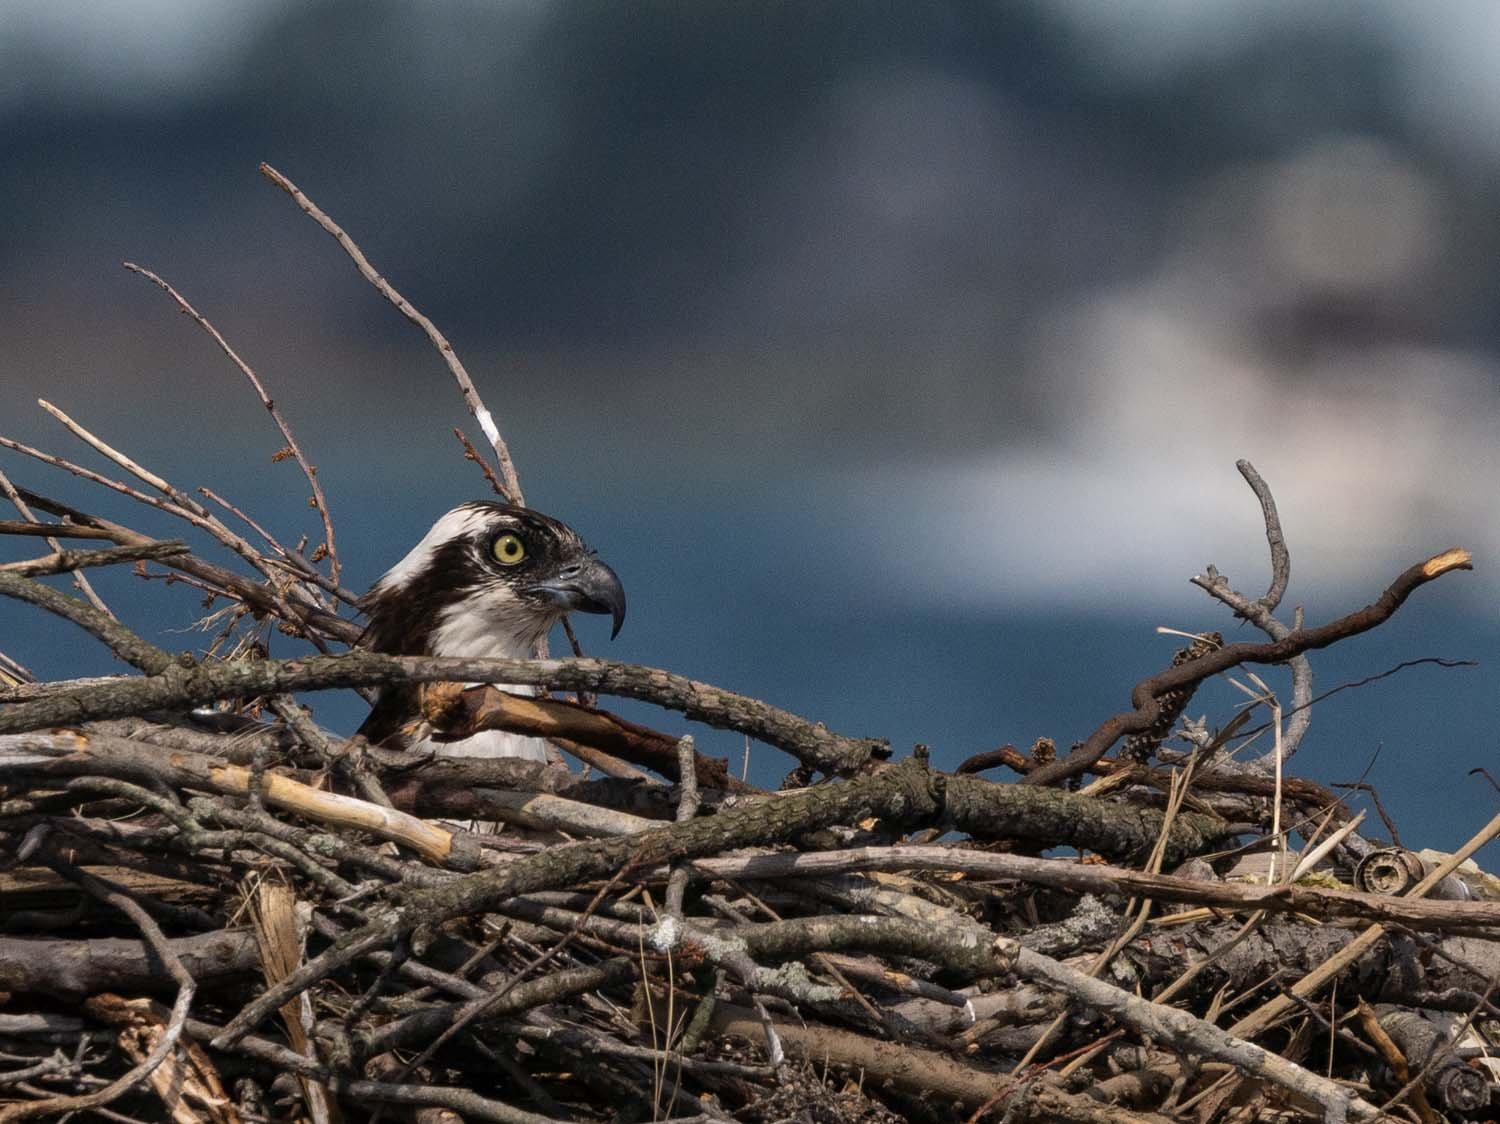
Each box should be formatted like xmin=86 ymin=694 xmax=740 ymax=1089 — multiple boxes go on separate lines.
xmin=0 ymin=166 xmax=1496 ymax=1124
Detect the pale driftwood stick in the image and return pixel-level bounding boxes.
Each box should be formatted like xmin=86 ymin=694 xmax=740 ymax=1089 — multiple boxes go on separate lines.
xmin=123 ymin=262 xmax=343 ymax=589
xmin=36 ymin=399 xmax=277 ymax=583
xmin=259 ymin=163 xmax=523 ymax=505
xmin=2 ymin=730 xmax=479 ymax=870
xmin=1025 ymin=546 xmax=1472 ymax=786
xmin=0 ymin=465 xmax=110 ymax=614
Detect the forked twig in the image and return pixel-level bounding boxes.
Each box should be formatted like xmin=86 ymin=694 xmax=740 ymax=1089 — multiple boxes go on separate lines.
xmin=1191 ymin=460 xmax=1314 ymax=768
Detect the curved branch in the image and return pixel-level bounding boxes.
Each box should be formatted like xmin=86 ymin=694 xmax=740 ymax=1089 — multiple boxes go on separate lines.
xmin=1237 ymin=458 xmax=1289 ymax=612
xmin=0 ymin=572 xmax=173 ymax=675
xmin=1023 ymin=547 xmax=1472 ymax=787
xmin=1191 ymin=461 xmax=1312 ymax=766
xmin=259 ymin=163 xmax=524 ymax=505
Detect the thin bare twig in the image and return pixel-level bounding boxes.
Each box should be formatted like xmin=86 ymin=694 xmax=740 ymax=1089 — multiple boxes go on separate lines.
xmin=35 ymin=399 xmax=279 ymax=584
xmin=123 ymin=261 xmax=343 ymax=589
xmin=199 ymin=486 xmax=360 ymax=607
xmin=259 ymin=163 xmax=524 ymax=504
xmin=452 ymin=427 xmax=508 ymax=498
xmin=0 ymin=541 xmax=188 ymax=577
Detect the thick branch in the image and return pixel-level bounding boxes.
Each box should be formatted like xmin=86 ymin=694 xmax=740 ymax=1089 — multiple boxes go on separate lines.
xmin=0 ymin=930 xmax=258 ymax=998
xmin=425 ymin=683 xmax=759 ymax=790
xmin=0 ymin=650 xmax=886 ymax=774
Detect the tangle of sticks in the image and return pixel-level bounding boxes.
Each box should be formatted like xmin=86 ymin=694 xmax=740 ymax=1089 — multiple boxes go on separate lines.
xmin=0 ymin=167 xmax=1494 ymax=1124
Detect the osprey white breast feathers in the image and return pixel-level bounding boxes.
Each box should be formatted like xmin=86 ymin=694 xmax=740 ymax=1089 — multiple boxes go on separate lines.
xmin=356 ymin=502 xmax=626 ymax=761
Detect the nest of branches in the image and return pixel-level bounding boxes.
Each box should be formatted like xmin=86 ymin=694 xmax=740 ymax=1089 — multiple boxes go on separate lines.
xmin=1 ymin=166 xmax=1497 ymax=1124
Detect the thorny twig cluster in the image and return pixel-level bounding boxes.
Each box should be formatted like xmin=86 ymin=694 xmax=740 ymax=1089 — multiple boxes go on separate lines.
xmin=0 ymin=168 xmax=1496 ymax=1124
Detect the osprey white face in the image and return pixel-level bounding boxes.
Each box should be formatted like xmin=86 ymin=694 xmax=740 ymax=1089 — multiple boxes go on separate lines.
xmin=361 ymin=502 xmax=625 ymax=658
xmin=356 ymin=502 xmax=625 ymax=760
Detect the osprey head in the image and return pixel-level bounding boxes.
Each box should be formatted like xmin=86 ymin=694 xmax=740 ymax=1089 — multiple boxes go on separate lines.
xmin=360 ymin=502 xmax=626 ymax=659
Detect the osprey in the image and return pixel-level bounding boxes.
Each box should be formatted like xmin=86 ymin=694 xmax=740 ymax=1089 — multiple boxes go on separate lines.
xmin=356 ymin=502 xmax=626 ymax=761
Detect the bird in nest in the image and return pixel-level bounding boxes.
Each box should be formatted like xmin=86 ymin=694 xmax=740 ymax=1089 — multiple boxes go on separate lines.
xmin=356 ymin=502 xmax=625 ymax=761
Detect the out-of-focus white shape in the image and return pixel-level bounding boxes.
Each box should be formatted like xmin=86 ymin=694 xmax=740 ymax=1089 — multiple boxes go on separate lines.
xmin=1049 ymin=2 xmax=1342 ymax=82
xmin=833 ymin=292 xmax=1500 ymax=614
xmin=0 ymin=0 xmax=284 ymax=110
xmin=1262 ymin=138 xmax=1440 ymax=291
xmin=1054 ymin=1 xmax=1500 ymax=164
xmin=828 ymin=123 xmax=1496 ymax=616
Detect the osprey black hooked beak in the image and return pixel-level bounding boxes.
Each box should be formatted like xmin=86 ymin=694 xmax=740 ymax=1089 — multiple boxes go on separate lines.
xmin=527 ymin=556 xmax=627 ymax=639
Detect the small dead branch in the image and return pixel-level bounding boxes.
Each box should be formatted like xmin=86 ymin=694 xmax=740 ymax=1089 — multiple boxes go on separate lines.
xmin=123 ymin=261 xmax=344 ymax=592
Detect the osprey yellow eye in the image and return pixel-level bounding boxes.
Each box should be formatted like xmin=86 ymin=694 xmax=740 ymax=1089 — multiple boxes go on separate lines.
xmin=490 ymin=532 xmax=526 ymax=566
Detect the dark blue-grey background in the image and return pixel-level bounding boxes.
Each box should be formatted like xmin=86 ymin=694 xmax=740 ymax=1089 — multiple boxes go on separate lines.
xmin=2 ymin=2 xmax=1495 ymax=860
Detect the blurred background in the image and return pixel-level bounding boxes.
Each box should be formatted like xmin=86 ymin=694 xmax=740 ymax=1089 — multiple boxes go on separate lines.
xmin=2 ymin=1 xmax=1495 ymax=855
